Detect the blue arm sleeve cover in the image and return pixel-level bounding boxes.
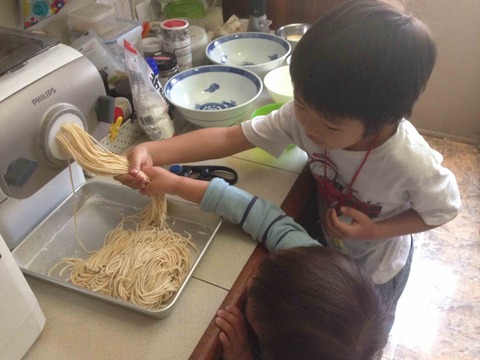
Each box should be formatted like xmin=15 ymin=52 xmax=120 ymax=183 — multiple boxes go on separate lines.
xmin=200 ymin=178 xmax=320 ymax=251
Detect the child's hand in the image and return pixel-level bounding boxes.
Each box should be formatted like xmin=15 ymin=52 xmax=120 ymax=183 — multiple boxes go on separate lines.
xmin=140 ymin=166 xmax=210 ymax=204
xmin=215 ymin=305 xmax=254 ymax=360
xmin=325 ymin=206 xmax=377 ymax=241
xmin=139 ymin=166 xmax=176 ymax=196
xmin=114 ymin=144 xmax=154 ymax=189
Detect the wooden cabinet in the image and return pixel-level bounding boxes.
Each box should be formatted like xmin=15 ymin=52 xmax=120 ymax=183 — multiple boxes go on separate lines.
xmin=189 ymin=164 xmax=320 ymax=360
xmin=221 ymin=0 xmax=346 ymax=29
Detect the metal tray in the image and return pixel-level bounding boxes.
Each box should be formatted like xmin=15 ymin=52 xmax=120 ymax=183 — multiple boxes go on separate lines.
xmin=12 ymin=180 xmax=222 ymax=319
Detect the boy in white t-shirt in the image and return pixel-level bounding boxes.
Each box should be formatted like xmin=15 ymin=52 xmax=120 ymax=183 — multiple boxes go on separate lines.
xmin=116 ymin=0 xmax=461 ymax=331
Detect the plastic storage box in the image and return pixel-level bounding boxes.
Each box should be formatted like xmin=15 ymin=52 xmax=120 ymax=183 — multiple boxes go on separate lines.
xmin=68 ymin=3 xmax=116 ymax=36
xmin=101 ymin=19 xmax=143 ymax=57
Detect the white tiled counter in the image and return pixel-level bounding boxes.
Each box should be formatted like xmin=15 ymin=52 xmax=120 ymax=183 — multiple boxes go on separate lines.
xmin=24 ymin=102 xmax=308 ymax=359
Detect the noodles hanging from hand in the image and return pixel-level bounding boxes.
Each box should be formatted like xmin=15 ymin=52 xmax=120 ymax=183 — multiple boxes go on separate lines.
xmin=49 ymin=123 xmax=195 ymax=310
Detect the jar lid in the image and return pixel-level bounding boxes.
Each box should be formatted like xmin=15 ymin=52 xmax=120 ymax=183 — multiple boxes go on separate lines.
xmin=153 ymin=51 xmax=178 ymax=70
xmin=161 ymin=19 xmax=189 ymax=30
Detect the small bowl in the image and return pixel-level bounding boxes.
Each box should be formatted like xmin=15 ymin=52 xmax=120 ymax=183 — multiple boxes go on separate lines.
xmin=263 ymin=65 xmax=293 ymax=104
xmin=275 ymin=23 xmax=311 ymax=51
xmin=205 ymin=32 xmax=291 ymax=78
xmin=164 ymin=65 xmax=263 ymax=127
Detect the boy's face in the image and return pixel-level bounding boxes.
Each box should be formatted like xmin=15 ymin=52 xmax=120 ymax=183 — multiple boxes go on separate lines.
xmin=294 ymin=97 xmax=367 ymax=150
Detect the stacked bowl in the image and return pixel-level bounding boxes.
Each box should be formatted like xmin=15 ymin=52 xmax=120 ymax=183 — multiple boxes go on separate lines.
xmin=164 ymin=65 xmax=263 ymax=128
xmin=205 ymin=32 xmax=291 ymax=78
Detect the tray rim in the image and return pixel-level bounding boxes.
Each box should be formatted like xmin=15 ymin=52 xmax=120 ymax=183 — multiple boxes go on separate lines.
xmin=12 ymin=180 xmax=223 ymax=318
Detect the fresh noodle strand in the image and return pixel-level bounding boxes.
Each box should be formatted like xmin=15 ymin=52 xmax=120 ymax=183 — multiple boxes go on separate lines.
xmin=66 ymin=157 xmax=95 ymax=253
xmin=48 ymin=123 xmax=197 ymax=310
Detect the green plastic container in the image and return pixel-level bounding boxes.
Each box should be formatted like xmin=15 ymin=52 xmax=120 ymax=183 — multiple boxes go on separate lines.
xmin=251 ymin=102 xmax=282 ymax=118
xmin=251 ymin=103 xmax=295 ymax=150
xmin=164 ymin=0 xmax=205 ymax=28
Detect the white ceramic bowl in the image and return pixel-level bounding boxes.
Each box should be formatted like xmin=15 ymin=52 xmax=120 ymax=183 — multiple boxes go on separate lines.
xmin=205 ymin=32 xmax=291 ymax=78
xmin=164 ymin=65 xmax=263 ymax=127
xmin=263 ymin=65 xmax=294 ymax=104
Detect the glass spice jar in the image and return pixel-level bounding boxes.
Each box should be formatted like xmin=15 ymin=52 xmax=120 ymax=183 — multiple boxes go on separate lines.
xmin=153 ymin=51 xmax=179 ymax=86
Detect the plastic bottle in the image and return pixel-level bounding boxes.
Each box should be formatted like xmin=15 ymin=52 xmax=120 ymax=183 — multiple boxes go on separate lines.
xmin=247 ymin=0 xmax=269 ymax=33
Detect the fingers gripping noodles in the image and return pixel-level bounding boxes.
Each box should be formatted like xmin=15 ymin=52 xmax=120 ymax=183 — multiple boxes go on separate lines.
xmin=50 ymin=123 xmax=196 ymax=310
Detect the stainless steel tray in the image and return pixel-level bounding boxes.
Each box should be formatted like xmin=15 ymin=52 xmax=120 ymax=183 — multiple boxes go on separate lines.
xmin=12 ymin=180 xmax=222 ymax=319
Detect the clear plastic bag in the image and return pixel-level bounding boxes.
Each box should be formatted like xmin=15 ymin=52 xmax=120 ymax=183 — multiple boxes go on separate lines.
xmin=123 ymin=40 xmax=174 ymax=140
xmin=71 ymin=30 xmax=127 ymax=84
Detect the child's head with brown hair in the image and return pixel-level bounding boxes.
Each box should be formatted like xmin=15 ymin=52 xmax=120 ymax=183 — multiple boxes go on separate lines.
xmin=290 ymin=0 xmax=437 ymax=136
xmin=245 ymin=246 xmax=389 ymax=360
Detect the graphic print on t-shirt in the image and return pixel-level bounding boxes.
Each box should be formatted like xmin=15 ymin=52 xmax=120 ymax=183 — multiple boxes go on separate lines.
xmin=309 ymin=152 xmax=382 ymax=218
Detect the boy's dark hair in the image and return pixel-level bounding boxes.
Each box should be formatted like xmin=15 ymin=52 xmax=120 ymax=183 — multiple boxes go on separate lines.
xmin=247 ymin=246 xmax=389 ymax=360
xmin=290 ymin=0 xmax=437 ymax=135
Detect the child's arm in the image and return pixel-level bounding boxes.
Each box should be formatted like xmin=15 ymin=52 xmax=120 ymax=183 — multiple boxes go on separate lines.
xmin=116 ymin=126 xmax=254 ymax=189
xmin=140 ymin=167 xmax=320 ymax=251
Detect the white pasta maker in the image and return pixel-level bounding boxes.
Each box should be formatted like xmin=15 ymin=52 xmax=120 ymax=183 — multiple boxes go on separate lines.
xmin=0 ymin=26 xmax=107 ymax=249
xmin=0 ymin=26 xmax=107 ymax=358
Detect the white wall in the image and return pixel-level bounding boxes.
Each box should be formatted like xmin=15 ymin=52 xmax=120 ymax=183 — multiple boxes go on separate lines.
xmin=412 ymin=0 xmax=480 ymax=144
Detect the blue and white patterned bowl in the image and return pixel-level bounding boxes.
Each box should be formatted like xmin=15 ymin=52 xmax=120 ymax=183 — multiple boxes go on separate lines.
xmin=164 ymin=65 xmax=263 ymax=127
xmin=205 ymin=32 xmax=291 ymax=78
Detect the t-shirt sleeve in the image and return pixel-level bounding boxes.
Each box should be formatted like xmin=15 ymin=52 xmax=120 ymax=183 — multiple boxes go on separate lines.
xmin=409 ymin=155 xmax=461 ymax=226
xmin=241 ymin=102 xmax=299 ymax=157
xmin=200 ymin=178 xmax=320 ymax=251
xmin=392 ymin=124 xmax=461 ymax=225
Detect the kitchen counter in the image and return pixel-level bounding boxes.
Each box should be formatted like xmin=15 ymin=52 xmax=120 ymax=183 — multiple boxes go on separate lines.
xmin=23 ymin=94 xmax=308 ymax=360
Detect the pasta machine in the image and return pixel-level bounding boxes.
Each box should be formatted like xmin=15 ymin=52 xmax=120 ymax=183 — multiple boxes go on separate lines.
xmin=0 ymin=26 xmax=107 ymax=249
